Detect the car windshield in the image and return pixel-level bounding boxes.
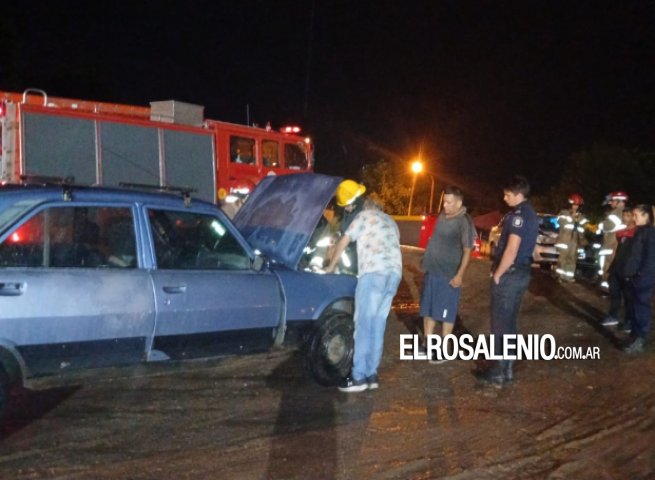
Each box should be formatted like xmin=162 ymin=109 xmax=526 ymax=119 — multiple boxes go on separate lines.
xmin=539 ymin=215 xmax=559 ymax=233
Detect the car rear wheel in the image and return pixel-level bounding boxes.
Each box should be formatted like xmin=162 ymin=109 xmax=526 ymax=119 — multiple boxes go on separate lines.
xmin=305 ymin=311 xmax=354 ymax=386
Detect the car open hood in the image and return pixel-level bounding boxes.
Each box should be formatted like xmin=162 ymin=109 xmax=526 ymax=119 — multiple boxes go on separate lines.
xmin=233 ymin=174 xmax=342 ymax=270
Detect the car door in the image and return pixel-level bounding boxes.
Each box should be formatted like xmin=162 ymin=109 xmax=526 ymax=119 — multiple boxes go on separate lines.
xmin=145 ymin=206 xmax=282 ymax=360
xmin=0 ymin=203 xmax=155 ymax=376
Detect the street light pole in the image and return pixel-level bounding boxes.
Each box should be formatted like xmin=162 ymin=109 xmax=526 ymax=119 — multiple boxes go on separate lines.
xmin=408 ymin=174 xmax=417 ymax=216
xmin=427 ymin=173 xmax=435 ymax=214
xmin=407 ymin=160 xmax=423 ymax=216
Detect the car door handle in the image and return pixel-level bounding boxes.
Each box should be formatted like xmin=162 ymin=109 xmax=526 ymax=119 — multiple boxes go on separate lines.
xmin=163 ymin=285 xmax=187 ymax=294
xmin=0 ymin=282 xmax=25 ymax=296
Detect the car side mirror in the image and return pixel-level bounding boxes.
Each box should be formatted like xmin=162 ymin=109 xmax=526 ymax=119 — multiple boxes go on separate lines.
xmin=252 ymin=255 xmax=265 ymax=272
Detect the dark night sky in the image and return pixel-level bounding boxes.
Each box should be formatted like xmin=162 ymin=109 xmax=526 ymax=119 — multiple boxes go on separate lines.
xmin=2 ymin=1 xmax=654 ymax=194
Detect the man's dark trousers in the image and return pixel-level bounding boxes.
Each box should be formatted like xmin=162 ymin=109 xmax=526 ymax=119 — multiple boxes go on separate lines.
xmin=608 ymin=273 xmax=634 ymax=322
xmin=491 ymin=267 xmax=531 ymax=358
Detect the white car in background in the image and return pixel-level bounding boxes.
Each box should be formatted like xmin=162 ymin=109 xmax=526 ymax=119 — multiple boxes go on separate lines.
xmin=488 ymin=213 xmax=559 ymax=269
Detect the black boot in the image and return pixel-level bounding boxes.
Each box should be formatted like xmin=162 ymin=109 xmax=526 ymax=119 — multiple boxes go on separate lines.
xmin=474 ymin=362 xmax=505 ymax=386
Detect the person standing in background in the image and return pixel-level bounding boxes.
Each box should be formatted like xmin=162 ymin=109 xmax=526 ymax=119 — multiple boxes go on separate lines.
xmin=597 ymin=191 xmax=628 ymax=288
xmin=621 ymin=204 xmax=655 ymax=354
xmin=419 ymin=186 xmax=475 ymax=363
xmin=476 ymin=176 xmax=539 ymax=386
xmin=554 ymin=193 xmax=588 ymax=283
xmin=601 ymin=209 xmax=636 ymax=329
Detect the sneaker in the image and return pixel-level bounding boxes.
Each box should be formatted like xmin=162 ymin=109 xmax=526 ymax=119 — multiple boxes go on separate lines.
xmin=366 ymin=375 xmax=379 ymax=390
xmin=338 ymin=377 xmax=368 ymax=393
xmin=601 ymin=316 xmax=619 ymax=327
xmin=623 ymin=337 xmax=645 ymax=354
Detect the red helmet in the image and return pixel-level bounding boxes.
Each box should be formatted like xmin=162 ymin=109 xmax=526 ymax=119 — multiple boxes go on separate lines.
xmin=603 ymin=191 xmax=628 ymax=204
xmin=568 ymin=193 xmax=584 ymax=205
xmin=609 ymin=191 xmax=628 ymax=201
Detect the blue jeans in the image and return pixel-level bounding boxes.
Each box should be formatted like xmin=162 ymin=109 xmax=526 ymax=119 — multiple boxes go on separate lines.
xmin=631 ymin=273 xmax=655 ymax=339
xmin=351 ymin=272 xmax=401 ymax=381
xmin=490 ymin=267 xmax=531 ymax=356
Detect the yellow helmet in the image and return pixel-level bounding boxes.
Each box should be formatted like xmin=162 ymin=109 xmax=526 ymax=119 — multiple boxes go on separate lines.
xmin=336 ymin=180 xmax=366 ymax=207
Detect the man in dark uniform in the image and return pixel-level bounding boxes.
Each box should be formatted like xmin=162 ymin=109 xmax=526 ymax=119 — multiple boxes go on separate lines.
xmin=477 ymin=175 xmax=539 ymax=386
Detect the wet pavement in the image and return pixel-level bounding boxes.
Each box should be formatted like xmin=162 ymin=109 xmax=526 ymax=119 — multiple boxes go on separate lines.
xmin=1 ymin=250 xmax=654 ymax=479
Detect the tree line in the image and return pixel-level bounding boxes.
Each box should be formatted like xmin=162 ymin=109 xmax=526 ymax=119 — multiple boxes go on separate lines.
xmin=359 ymin=144 xmax=655 ymax=222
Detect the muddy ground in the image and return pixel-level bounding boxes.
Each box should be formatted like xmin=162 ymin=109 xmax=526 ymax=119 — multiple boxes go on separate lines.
xmin=0 ymin=249 xmax=654 ymax=479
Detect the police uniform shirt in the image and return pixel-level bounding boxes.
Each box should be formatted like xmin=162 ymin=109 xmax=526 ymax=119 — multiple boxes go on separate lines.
xmin=495 ymin=200 xmax=539 ymax=268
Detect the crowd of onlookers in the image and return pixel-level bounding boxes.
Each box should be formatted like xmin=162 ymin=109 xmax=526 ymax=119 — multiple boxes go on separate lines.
xmin=331 ymin=179 xmax=654 ymax=393
xmin=553 ymin=191 xmax=655 ymax=354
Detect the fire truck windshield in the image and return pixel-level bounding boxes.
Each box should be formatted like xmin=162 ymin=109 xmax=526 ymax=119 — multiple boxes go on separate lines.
xmin=285 ymin=142 xmax=309 ymax=170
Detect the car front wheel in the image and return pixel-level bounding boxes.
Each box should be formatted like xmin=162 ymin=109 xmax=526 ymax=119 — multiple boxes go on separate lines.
xmin=305 ymin=311 xmax=354 ymax=386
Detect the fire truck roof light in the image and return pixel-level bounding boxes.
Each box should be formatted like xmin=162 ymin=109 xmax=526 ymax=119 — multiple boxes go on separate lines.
xmin=280 ymin=126 xmax=301 ymax=134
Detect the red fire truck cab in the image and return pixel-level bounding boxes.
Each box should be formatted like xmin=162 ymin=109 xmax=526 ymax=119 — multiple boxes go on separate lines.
xmin=207 ymin=119 xmax=312 ymax=201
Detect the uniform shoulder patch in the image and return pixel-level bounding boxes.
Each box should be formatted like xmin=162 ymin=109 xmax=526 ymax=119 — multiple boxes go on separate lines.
xmin=512 ymin=216 xmax=524 ymax=228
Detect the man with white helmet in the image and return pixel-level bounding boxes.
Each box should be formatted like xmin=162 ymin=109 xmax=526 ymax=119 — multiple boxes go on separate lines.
xmin=554 ymin=193 xmax=588 ymax=282
xmin=597 ymin=191 xmax=628 ymax=288
xmin=326 ymin=180 xmax=402 ymax=392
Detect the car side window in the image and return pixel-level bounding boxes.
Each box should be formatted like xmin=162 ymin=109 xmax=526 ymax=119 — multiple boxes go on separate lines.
xmin=230 ymin=136 xmax=256 ymax=165
xmin=148 ymin=209 xmax=250 ymax=270
xmin=0 ymin=206 xmax=136 ymax=268
xmin=262 ymin=140 xmax=279 ymax=167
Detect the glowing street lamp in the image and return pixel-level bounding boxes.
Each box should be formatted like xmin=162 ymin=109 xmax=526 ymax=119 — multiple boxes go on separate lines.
xmin=407 ymin=160 xmax=423 ymax=215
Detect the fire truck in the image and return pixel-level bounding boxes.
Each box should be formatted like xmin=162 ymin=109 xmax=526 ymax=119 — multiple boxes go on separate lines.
xmin=0 ymin=89 xmax=312 ymax=202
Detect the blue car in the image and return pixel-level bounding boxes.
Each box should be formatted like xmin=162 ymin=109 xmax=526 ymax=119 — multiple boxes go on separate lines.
xmin=0 ymin=174 xmax=356 ymax=416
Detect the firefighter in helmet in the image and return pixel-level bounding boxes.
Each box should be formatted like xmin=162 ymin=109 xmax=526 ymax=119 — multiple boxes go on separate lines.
xmin=331 ymin=179 xmax=367 ymax=274
xmin=336 ymin=180 xmax=366 ymax=231
xmin=597 ymin=191 xmax=628 ymax=288
xmin=555 ymin=193 xmax=589 ymax=282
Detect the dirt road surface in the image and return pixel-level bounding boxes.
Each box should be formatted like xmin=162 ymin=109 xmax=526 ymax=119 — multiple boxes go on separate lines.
xmin=1 ymin=249 xmax=654 ymax=479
